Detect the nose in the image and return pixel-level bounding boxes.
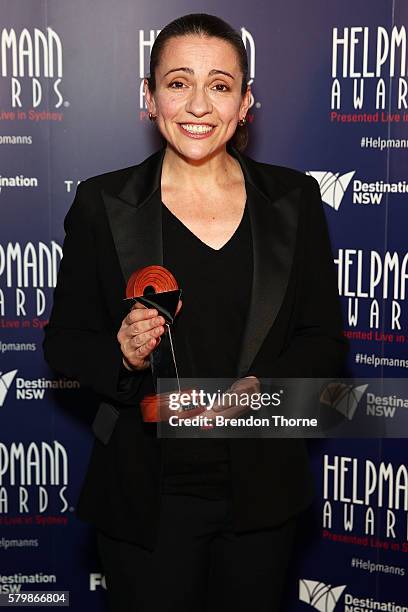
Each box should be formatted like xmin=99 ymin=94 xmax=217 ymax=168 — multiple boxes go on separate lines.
xmin=185 ymin=85 xmax=213 ymax=117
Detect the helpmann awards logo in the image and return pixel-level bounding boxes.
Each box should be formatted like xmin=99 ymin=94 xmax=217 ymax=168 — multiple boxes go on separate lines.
xmin=0 ymin=440 xmax=70 ymax=515
xmin=330 ymin=26 xmax=408 ymax=121
xmin=0 ymin=27 xmax=67 ymax=118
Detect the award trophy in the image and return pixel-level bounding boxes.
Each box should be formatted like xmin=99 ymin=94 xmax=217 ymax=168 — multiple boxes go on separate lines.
xmin=125 ymin=266 xmax=210 ymax=423
xmin=126 ymin=265 xmax=181 ymax=328
xmin=125 ymin=263 xmax=181 ymax=384
xmin=125 ymin=265 xmax=203 ymax=423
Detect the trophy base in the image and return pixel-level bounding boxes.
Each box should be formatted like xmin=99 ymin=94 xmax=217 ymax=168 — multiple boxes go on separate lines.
xmin=141 ymin=391 xmax=205 ymax=422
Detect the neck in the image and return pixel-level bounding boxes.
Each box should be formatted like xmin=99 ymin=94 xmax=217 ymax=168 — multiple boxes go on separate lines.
xmin=162 ymin=144 xmax=240 ymax=189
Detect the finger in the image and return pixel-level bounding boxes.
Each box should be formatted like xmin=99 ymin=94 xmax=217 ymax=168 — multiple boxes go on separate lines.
xmin=131 ymin=301 xmax=157 ymax=312
xmin=125 ymin=307 xmax=158 ymax=326
xmin=128 ymin=316 xmax=165 ymax=336
xmin=128 ymin=336 xmax=158 ymax=360
xmin=129 ymin=325 xmax=165 ymax=348
xmin=123 ymin=335 xmax=162 ymax=370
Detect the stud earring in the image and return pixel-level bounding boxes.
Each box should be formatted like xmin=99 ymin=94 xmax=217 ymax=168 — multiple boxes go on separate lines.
xmin=148 ymin=112 xmax=156 ymax=121
xmin=238 ymin=117 xmax=247 ymax=126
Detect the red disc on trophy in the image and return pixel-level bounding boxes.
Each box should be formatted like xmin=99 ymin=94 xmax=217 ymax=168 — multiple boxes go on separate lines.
xmin=125 ymin=265 xmax=181 ymax=324
xmin=126 ymin=265 xmax=178 ymax=299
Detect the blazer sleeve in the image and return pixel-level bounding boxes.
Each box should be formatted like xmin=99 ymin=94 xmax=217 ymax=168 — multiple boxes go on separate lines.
xmin=42 ymin=182 xmax=146 ymax=406
xmin=255 ymin=175 xmax=348 ymax=378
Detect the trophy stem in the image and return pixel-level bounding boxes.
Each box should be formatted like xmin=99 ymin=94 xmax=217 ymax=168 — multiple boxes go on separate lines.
xmin=148 ymin=323 xmax=181 ymax=394
xmin=166 ymin=323 xmax=181 ymax=394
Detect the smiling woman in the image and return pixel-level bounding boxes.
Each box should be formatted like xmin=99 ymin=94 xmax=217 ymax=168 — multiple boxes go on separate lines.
xmin=145 ymin=15 xmax=250 ymax=157
xmin=145 ymin=36 xmax=249 ymax=156
xmin=143 ymin=30 xmax=250 ymax=251
xmin=43 ymin=11 xmax=348 ymax=612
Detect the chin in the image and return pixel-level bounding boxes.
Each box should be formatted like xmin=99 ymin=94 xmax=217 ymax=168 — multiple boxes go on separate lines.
xmin=175 ymin=140 xmax=225 ymax=161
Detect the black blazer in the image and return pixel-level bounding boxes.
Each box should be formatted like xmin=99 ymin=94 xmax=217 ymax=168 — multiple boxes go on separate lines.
xmin=43 ymin=146 xmax=348 ymax=550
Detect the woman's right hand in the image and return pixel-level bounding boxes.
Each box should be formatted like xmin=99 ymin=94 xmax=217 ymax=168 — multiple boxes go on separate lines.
xmin=117 ymin=303 xmax=165 ymax=371
xmin=117 ymin=300 xmax=181 ymax=371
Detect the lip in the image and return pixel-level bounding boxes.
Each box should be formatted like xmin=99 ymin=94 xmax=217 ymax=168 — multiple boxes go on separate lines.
xmin=178 ymin=123 xmax=216 ymax=139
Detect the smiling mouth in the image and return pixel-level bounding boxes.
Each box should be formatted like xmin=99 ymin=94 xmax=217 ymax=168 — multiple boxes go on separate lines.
xmin=179 ymin=123 xmax=215 ymax=135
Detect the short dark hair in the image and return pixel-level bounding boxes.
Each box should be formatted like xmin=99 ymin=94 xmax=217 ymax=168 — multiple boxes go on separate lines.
xmin=147 ymin=13 xmax=248 ymax=95
xmin=146 ymin=13 xmax=249 ymax=150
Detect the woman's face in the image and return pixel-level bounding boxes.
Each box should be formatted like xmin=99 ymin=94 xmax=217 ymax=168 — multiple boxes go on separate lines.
xmin=144 ymin=35 xmax=251 ymax=161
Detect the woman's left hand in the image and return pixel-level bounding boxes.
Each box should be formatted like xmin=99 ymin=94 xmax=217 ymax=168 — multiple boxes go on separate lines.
xmin=203 ymin=376 xmax=260 ymax=421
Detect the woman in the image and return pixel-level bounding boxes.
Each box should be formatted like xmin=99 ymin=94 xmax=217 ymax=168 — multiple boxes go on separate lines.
xmin=43 ymin=13 xmax=347 ymax=612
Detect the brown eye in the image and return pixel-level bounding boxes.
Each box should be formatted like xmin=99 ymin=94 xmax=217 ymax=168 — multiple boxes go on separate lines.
xmin=212 ymin=83 xmax=229 ymax=92
xmin=169 ymin=81 xmax=185 ymax=89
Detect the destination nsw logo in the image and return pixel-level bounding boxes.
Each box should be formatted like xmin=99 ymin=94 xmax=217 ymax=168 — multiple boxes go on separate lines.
xmin=299 ymin=580 xmax=345 ymax=612
xmin=13 ymin=376 xmax=79 ymax=400
xmin=299 ymin=579 xmax=406 ymax=612
xmin=0 ymin=370 xmax=79 ymax=406
xmin=0 ymin=174 xmax=38 ymax=194
xmin=0 ymin=370 xmax=17 ymax=407
xmin=306 ymin=171 xmax=408 ymax=209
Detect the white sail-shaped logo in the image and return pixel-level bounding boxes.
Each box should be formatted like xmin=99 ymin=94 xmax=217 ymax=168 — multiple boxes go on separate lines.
xmin=0 ymin=370 xmax=18 ymax=407
xmin=320 ymin=383 xmax=368 ymax=420
xmin=306 ymin=171 xmax=355 ymax=211
xmin=299 ymin=579 xmax=346 ymax=612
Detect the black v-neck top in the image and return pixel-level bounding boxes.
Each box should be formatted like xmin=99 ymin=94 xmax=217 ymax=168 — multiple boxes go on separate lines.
xmin=161 ymin=200 xmax=253 ymax=498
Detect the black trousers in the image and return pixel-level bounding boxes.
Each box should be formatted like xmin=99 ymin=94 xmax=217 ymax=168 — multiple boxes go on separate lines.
xmin=96 ymin=493 xmax=298 ymax=612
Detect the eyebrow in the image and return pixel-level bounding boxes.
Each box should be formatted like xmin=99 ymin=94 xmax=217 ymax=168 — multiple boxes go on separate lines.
xmin=163 ymin=67 xmax=235 ymax=79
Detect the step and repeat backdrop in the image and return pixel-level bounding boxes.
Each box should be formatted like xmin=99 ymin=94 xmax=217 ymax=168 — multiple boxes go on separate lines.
xmin=0 ymin=0 xmax=407 ymax=610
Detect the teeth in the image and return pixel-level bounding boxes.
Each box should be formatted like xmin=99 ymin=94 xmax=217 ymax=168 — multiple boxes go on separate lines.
xmin=181 ymin=124 xmax=214 ymax=134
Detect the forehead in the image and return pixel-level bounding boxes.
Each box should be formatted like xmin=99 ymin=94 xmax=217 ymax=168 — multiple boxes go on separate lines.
xmin=158 ymin=35 xmax=240 ymax=72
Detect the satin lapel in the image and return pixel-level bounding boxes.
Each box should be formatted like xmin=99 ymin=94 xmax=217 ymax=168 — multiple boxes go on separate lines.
xmin=236 ymin=182 xmax=301 ymax=377
xmin=102 ymin=190 xmax=163 ymax=286
xmin=101 ymin=149 xmax=165 ymax=286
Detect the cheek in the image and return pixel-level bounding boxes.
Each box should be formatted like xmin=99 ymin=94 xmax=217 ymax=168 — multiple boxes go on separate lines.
xmin=156 ymin=94 xmax=184 ymax=119
xmin=214 ymin=97 xmax=241 ymax=122
xmin=219 ymin=110 xmax=240 ymax=130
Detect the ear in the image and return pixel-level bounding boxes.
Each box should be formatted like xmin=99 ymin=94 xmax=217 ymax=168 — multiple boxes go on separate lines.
xmin=239 ymin=84 xmax=252 ymax=120
xmin=144 ymin=78 xmax=157 ymax=115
